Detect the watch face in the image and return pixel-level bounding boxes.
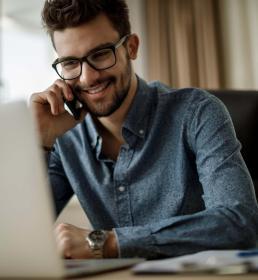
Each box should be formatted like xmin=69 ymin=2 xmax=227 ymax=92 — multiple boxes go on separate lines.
xmin=89 ymin=230 xmax=106 ymax=242
xmin=87 ymin=230 xmax=107 ymax=257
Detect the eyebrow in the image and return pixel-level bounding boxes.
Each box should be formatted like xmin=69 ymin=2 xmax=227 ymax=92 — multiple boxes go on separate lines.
xmin=56 ymin=41 xmax=116 ymax=63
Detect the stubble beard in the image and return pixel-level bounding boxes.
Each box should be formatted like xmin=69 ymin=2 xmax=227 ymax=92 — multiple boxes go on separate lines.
xmin=78 ymin=59 xmax=132 ymax=118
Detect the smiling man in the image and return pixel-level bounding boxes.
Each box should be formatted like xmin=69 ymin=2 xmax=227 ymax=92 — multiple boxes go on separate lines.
xmin=30 ymin=0 xmax=258 ymax=260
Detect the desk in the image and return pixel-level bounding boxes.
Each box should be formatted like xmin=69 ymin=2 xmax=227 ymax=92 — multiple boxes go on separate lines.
xmin=84 ymin=270 xmax=257 ymax=280
xmin=79 ymin=269 xmax=258 ymax=280
xmin=74 ymin=269 xmax=258 ymax=280
xmin=4 ymin=269 xmax=256 ymax=280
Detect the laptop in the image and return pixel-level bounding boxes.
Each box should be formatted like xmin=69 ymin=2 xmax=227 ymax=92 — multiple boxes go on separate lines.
xmin=0 ymin=100 xmax=143 ymax=278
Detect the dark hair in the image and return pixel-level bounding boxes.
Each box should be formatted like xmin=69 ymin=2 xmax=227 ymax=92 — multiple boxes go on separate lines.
xmin=42 ymin=0 xmax=131 ymax=41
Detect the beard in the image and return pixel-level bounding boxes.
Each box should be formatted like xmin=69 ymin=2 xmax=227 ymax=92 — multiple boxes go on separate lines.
xmin=75 ymin=57 xmax=132 ymax=117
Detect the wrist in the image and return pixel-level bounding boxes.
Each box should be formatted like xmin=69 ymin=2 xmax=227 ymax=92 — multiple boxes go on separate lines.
xmin=103 ymin=230 xmax=118 ymax=258
xmin=42 ymin=145 xmax=53 ymax=152
xmin=42 ymin=134 xmax=56 ymax=150
xmin=42 ymin=137 xmax=56 ymax=152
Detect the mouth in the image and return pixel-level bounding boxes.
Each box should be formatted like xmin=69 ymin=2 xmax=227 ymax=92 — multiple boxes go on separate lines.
xmin=84 ymin=80 xmax=111 ymax=95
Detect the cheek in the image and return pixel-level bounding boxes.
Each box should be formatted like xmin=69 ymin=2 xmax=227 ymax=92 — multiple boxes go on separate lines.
xmin=116 ymin=57 xmax=131 ymax=82
xmin=114 ymin=51 xmax=129 ymax=72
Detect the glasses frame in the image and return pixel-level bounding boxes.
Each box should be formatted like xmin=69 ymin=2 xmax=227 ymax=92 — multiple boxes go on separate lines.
xmin=52 ymin=34 xmax=130 ymax=80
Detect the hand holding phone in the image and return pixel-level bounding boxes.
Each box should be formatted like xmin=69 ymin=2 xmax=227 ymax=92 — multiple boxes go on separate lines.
xmin=31 ymin=81 xmax=87 ymax=149
xmin=64 ymin=86 xmax=83 ymax=120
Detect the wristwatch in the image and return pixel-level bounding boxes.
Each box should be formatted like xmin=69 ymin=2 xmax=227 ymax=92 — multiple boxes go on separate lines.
xmin=86 ymin=230 xmax=108 ymax=258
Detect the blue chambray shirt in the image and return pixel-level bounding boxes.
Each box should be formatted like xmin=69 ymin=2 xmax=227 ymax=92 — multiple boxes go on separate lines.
xmin=48 ymin=77 xmax=258 ymax=259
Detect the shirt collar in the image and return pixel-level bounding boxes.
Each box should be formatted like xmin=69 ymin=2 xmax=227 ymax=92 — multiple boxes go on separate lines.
xmin=85 ymin=76 xmax=155 ymax=149
xmin=85 ymin=114 xmax=99 ymax=151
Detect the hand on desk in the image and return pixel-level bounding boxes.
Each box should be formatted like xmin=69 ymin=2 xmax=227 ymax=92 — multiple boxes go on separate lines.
xmin=55 ymin=223 xmax=118 ymax=259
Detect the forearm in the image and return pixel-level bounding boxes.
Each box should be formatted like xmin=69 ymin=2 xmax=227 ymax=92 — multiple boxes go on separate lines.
xmin=114 ymin=204 xmax=258 ymax=259
xmin=47 ymin=144 xmax=74 ymax=216
xmin=103 ymin=230 xmax=119 ymax=258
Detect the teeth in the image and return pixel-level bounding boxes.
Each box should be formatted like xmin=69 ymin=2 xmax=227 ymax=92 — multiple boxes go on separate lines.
xmin=87 ymin=81 xmax=109 ymax=94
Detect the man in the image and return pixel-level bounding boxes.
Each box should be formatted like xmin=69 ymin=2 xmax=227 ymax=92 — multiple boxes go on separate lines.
xmin=31 ymin=0 xmax=258 ymax=260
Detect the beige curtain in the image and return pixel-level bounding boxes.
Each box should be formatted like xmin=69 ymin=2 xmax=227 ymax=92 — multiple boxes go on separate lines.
xmin=146 ymin=0 xmax=221 ymax=89
xmin=218 ymin=0 xmax=258 ymax=89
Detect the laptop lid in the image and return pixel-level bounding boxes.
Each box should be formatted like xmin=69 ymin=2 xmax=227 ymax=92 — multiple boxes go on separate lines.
xmin=0 ymin=101 xmax=144 ymax=278
xmin=0 ymin=100 xmax=65 ymax=278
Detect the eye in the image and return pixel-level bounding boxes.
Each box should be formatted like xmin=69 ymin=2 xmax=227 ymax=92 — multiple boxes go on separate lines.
xmin=61 ymin=60 xmax=79 ymax=69
xmin=90 ymin=49 xmax=113 ymax=61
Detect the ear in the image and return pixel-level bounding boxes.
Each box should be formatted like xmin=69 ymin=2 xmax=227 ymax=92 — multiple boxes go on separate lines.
xmin=126 ymin=34 xmax=139 ymax=60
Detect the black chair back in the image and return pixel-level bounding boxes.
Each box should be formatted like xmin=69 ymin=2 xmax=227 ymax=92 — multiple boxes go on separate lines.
xmin=209 ymin=90 xmax=258 ymax=201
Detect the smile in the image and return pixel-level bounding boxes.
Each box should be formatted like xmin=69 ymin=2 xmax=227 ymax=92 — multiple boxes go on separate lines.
xmin=85 ymin=80 xmax=111 ymax=95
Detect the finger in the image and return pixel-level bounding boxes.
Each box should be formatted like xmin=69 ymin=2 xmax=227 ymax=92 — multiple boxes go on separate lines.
xmin=30 ymin=91 xmax=51 ymax=106
xmin=30 ymin=80 xmax=64 ymax=105
xmin=31 ymin=81 xmax=70 ymax=116
xmin=30 ymin=89 xmax=61 ymax=116
xmin=45 ymin=90 xmax=62 ymax=115
xmin=48 ymin=83 xmax=66 ymax=115
xmin=54 ymin=226 xmax=73 ymax=258
xmin=55 ymin=79 xmax=74 ymax=101
xmin=58 ymin=236 xmax=73 ymax=259
xmin=68 ymin=242 xmax=92 ymax=259
xmin=54 ymin=223 xmax=71 ymax=236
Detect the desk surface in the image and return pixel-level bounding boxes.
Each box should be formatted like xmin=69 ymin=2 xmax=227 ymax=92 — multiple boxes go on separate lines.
xmin=75 ymin=269 xmax=258 ymax=280
xmin=2 ymin=269 xmax=258 ymax=280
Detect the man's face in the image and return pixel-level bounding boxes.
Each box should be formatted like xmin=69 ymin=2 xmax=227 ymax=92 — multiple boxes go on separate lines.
xmin=53 ymin=14 xmax=136 ymax=117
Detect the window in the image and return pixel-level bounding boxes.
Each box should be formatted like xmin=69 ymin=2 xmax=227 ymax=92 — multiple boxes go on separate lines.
xmin=0 ymin=0 xmax=55 ymax=102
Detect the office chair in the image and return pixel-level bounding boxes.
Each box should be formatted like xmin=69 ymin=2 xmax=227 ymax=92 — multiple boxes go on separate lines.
xmin=208 ymin=89 xmax=258 ymax=201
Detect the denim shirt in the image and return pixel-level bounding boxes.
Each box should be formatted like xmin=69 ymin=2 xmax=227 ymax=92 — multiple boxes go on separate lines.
xmin=48 ymin=77 xmax=258 ymax=259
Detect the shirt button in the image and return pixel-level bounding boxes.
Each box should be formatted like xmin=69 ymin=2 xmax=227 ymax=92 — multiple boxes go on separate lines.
xmin=118 ymin=186 xmax=125 ymax=192
xmin=139 ymin=129 xmax=144 ymax=135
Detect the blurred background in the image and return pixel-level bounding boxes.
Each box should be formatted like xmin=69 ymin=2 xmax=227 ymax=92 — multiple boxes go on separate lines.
xmin=0 ymin=0 xmax=55 ymax=101
xmin=1 ymin=0 xmax=258 ymax=103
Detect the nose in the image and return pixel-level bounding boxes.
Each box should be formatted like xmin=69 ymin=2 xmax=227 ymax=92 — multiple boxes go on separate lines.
xmin=79 ymin=61 xmax=101 ymax=86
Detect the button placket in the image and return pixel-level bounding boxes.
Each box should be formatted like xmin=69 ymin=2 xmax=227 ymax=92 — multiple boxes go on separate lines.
xmin=118 ymin=185 xmax=126 ymax=192
xmin=113 ymin=146 xmax=133 ymax=227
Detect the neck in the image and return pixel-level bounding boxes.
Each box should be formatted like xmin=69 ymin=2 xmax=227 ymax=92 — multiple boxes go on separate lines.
xmin=97 ymin=74 xmax=138 ymax=143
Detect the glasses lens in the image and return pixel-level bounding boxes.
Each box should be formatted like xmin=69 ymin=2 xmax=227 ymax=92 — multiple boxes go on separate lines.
xmin=56 ymin=59 xmax=81 ymax=80
xmin=88 ymin=48 xmax=116 ymax=70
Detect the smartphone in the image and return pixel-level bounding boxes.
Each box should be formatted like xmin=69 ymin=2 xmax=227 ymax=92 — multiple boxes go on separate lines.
xmin=64 ymin=87 xmax=83 ymax=120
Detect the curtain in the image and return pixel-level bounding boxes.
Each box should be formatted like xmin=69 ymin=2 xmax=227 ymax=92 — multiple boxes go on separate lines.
xmin=218 ymin=0 xmax=258 ymax=89
xmin=146 ymin=0 xmax=221 ymax=89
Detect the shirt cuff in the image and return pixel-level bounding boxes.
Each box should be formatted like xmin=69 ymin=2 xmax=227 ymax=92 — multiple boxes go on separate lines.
xmin=113 ymin=225 xmax=156 ymax=258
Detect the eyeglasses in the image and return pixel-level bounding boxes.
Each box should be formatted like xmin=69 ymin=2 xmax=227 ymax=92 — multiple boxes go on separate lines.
xmin=52 ymin=34 xmax=130 ymax=80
